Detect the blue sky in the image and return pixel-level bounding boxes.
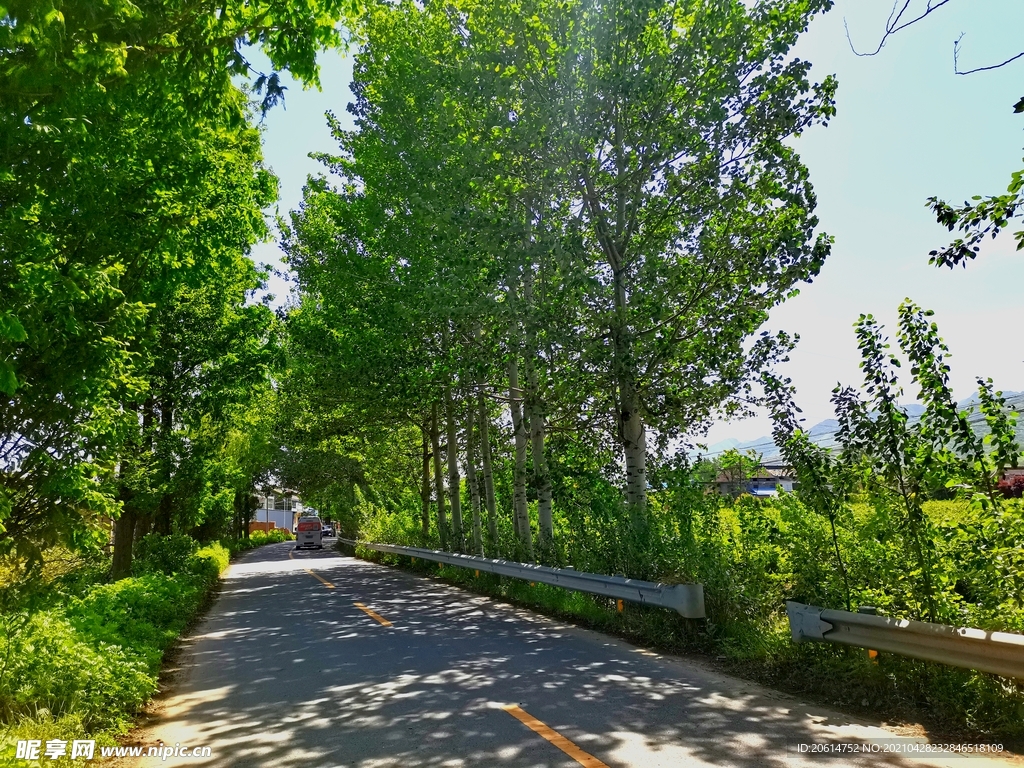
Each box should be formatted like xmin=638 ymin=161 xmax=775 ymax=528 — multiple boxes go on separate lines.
xmin=250 ymin=0 xmax=1024 ymax=445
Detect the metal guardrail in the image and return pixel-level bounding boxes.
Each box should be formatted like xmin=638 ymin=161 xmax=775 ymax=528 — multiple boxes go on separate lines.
xmin=787 ymin=601 xmax=1024 ymax=680
xmin=339 ymin=538 xmax=705 ymax=618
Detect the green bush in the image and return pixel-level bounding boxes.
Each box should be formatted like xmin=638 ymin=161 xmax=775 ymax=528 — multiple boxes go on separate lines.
xmin=0 ymin=534 xmax=236 ymax=747
xmin=0 ymin=712 xmax=118 ymax=767
xmin=220 ymin=528 xmax=294 ymax=557
xmin=0 ymin=610 xmax=156 ymax=732
xmin=67 ymin=575 xmax=203 ymax=671
xmin=192 ymin=542 xmax=230 ymax=585
xmin=358 ymin=480 xmax=1024 ymax=739
xmin=132 ymin=533 xmax=198 ymax=576
xmin=251 ymin=528 xmax=294 ymax=544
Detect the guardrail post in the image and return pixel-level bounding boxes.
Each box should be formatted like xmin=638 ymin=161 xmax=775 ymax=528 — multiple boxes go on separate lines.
xmin=858 ymin=606 xmax=879 ymax=662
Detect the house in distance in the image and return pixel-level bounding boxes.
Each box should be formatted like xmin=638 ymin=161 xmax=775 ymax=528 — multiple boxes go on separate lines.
xmin=252 ymin=489 xmax=309 ymax=533
xmin=715 ymin=465 xmax=798 ymax=499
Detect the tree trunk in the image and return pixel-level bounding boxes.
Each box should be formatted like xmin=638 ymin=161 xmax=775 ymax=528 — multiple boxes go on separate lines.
xmin=134 ymin=515 xmax=152 ymax=542
xmin=154 ymin=397 xmax=174 ymax=535
xmin=241 ymin=494 xmax=256 ymax=539
xmin=431 ymin=401 xmax=448 ymax=549
xmin=420 ymin=421 xmax=431 ymax=541
xmin=581 ymin=161 xmax=648 ymax=520
xmin=111 ymin=505 xmax=137 ymax=580
xmin=445 ymin=386 xmax=463 ymax=552
xmin=233 ymin=489 xmax=247 ymax=540
xmin=508 ymin=356 xmax=533 ymax=558
xmin=612 ymin=267 xmax=648 ymax=523
xmin=522 ymin=267 xmax=554 ymax=552
xmin=113 ymin=403 xmax=144 ymax=579
xmin=465 ymin=402 xmax=484 ymax=556
xmin=155 ymin=495 xmax=173 ymax=536
xmin=477 ymin=387 xmax=498 ymax=554
xmin=526 ymin=389 xmax=553 ymax=552
xmin=619 ymin=375 xmax=648 ymax=517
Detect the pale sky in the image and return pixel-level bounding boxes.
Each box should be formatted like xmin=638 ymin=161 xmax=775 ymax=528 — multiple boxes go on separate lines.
xmin=250 ymin=0 xmax=1024 ymax=446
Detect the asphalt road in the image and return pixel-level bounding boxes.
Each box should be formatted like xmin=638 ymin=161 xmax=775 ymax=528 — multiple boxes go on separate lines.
xmin=120 ymin=542 xmax=1019 ymax=768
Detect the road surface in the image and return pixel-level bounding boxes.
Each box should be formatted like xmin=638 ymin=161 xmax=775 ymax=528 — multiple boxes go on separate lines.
xmin=117 ymin=542 xmax=1019 ymax=767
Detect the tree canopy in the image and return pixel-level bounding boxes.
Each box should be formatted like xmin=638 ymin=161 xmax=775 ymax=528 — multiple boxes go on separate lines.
xmin=282 ymin=0 xmax=836 ymax=560
xmin=0 ymin=0 xmax=356 ymax=573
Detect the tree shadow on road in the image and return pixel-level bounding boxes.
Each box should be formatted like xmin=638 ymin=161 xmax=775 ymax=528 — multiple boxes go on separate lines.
xmin=131 ymin=544 xmax=998 ymax=768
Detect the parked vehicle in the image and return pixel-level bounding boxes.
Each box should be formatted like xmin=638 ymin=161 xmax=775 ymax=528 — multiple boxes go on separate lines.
xmin=321 ymin=523 xmax=335 ymax=538
xmin=295 ymin=516 xmax=323 ymax=550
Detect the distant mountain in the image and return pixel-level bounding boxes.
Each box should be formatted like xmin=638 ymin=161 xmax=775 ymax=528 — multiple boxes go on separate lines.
xmin=698 ymin=433 xmax=780 ymax=462
xmin=957 ymin=391 xmax=1021 ymax=410
xmin=697 ymin=392 xmax=1024 ymax=463
xmin=808 ymin=419 xmax=839 ymax=436
xmin=698 ymin=417 xmax=839 ymax=462
xmin=703 ymin=437 xmax=740 ymax=455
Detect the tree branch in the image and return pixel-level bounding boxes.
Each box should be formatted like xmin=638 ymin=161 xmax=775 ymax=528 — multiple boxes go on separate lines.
xmin=845 ymin=0 xmax=953 ymax=57
xmin=954 ymin=33 xmax=1024 ymax=75
xmin=848 ymin=1 xmax=1024 ymax=76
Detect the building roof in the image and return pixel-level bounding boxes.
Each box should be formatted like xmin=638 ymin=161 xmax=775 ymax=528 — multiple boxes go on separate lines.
xmin=258 ymin=487 xmax=301 ymax=497
xmin=715 ymin=466 xmax=796 ymax=484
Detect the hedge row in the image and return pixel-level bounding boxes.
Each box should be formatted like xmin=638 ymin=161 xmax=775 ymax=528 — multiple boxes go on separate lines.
xmin=0 ymin=532 xmax=289 ymax=764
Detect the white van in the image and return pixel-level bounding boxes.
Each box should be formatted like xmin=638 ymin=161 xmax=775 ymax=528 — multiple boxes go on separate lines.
xmin=295 ymin=516 xmax=323 ymax=550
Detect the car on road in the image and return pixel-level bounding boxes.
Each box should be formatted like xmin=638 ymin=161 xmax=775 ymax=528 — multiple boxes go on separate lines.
xmin=321 ymin=523 xmax=335 ymax=538
xmin=295 ymin=516 xmax=323 ymax=549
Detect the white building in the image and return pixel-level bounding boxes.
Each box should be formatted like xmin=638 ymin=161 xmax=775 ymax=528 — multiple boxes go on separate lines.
xmin=253 ymin=489 xmax=305 ymax=532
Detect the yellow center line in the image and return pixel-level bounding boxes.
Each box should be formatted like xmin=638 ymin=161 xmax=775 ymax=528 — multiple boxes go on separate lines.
xmin=288 ymin=550 xmax=335 ymax=589
xmin=501 ymin=704 xmax=609 ymax=768
xmin=354 ymin=602 xmax=393 ymax=627
xmin=306 ymin=569 xmax=335 ymax=588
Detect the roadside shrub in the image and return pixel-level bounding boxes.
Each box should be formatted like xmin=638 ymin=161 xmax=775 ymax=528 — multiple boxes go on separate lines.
xmin=248 ymin=530 xmax=268 ymax=546
xmin=661 ymin=489 xmax=1024 ymax=736
xmin=220 ymin=528 xmax=294 ymax=557
xmin=65 ymin=575 xmax=203 ymax=670
xmin=362 ymin=469 xmax=1024 ymax=740
xmin=251 ymin=528 xmax=293 ymax=544
xmin=191 ymin=543 xmax=230 ymax=586
xmin=0 ymin=535 xmax=238 ymax=749
xmin=359 ymin=502 xmax=421 ymax=551
xmin=0 ymin=712 xmax=118 ymax=767
xmin=0 ymin=529 xmax=259 ymax=760
xmin=0 ymin=610 xmax=155 ymax=732
xmin=133 ymin=533 xmax=198 ymax=576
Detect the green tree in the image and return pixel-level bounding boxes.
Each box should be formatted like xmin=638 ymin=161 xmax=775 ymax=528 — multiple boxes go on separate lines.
xmin=768 ymin=299 xmax=1021 ymax=620
xmin=538 ymin=0 xmax=836 ymax=520
xmin=1 ymin=0 xmax=358 ymax=569
xmin=281 ymin=0 xmax=836 ymax=567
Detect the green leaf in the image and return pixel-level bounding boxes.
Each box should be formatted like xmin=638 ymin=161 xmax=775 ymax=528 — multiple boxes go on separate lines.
xmin=0 ymin=313 xmax=28 ymax=342
xmin=0 ymin=363 xmax=18 ymax=396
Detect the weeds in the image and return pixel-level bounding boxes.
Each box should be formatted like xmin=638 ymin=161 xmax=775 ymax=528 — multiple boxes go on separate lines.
xmin=0 ymin=533 xmax=275 ymax=763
